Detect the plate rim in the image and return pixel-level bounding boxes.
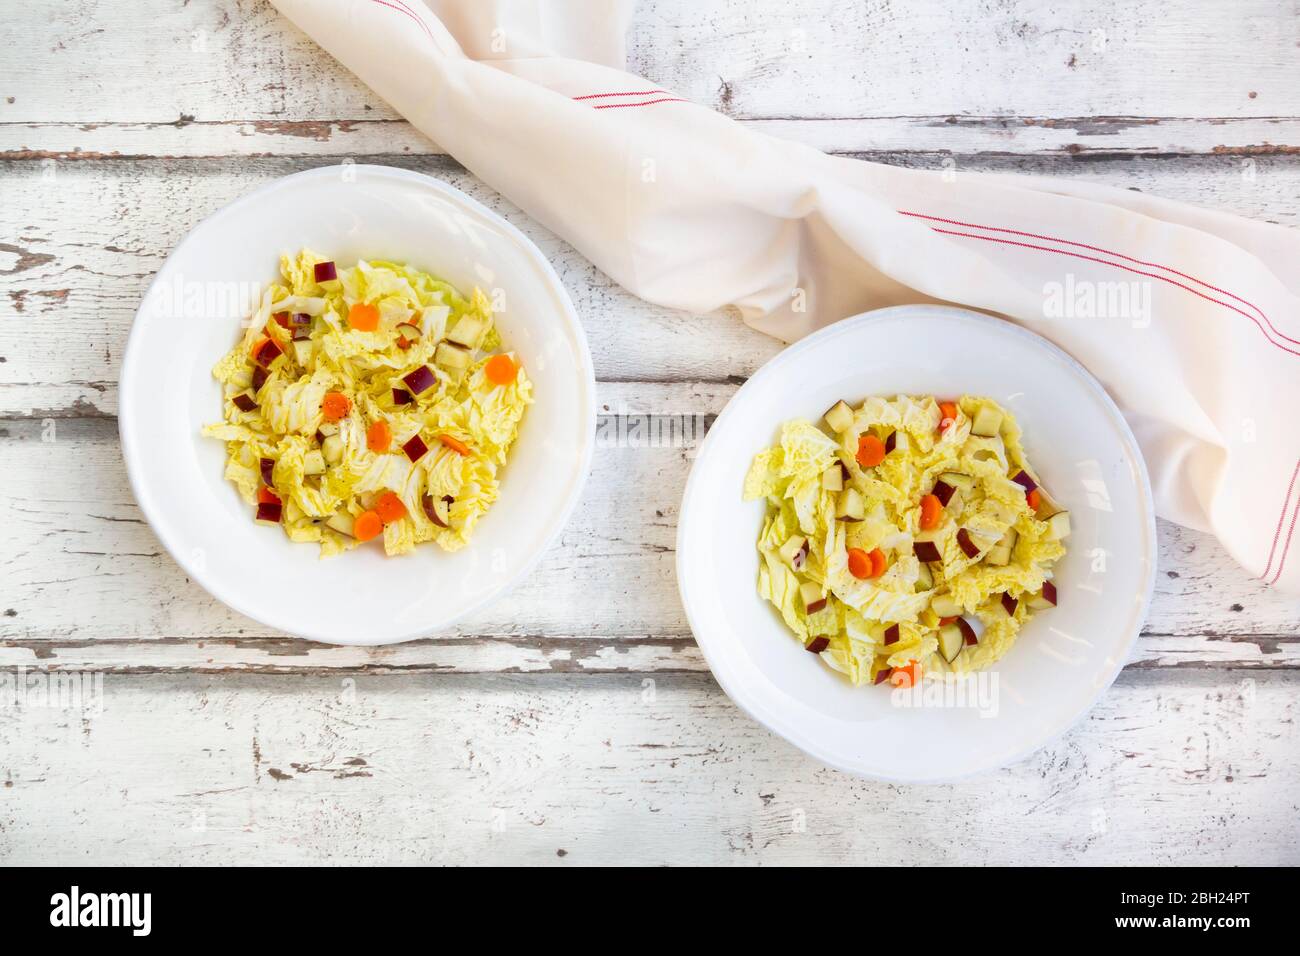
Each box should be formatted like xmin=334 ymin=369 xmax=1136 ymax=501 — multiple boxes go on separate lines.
xmin=119 ymin=163 xmax=597 ymax=645
xmin=675 ymin=304 xmax=1158 ymax=782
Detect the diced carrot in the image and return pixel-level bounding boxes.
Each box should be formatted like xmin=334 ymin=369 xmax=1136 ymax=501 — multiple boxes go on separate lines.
xmin=938 ymin=615 xmax=958 ymax=626
xmin=348 ymin=302 xmax=380 ymax=332
xmin=322 ymin=391 xmax=352 ymax=421
xmin=856 ymin=433 xmax=886 ymax=468
xmin=375 ymin=491 xmax=407 ymax=524
xmin=890 ymin=660 xmax=921 ymax=689
xmin=484 ymin=353 xmax=518 ymax=386
xmin=437 ymin=433 xmax=471 ymax=456
xmin=919 ymin=493 xmax=943 ymax=530
xmin=868 ymin=547 xmax=887 ymax=578
xmin=1027 ymin=488 xmax=1041 ymax=511
xmin=847 ymin=547 xmax=872 ymax=580
xmin=249 ymin=334 xmax=270 ymax=358
xmin=353 ymin=510 xmax=384 ymax=542
xmin=938 ymin=401 xmax=958 ymax=432
xmin=257 ymin=486 xmax=280 ymax=505
xmin=367 ymin=419 xmax=392 ymax=453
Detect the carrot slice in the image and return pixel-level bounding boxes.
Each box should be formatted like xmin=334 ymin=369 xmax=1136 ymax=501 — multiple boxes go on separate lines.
xmin=353 ymin=510 xmax=384 ymax=542
xmin=348 ymin=302 xmax=380 ymax=332
xmin=437 ymin=433 xmax=471 ymax=456
xmin=257 ymin=486 xmax=280 ymax=505
xmin=846 ymin=547 xmax=872 ymax=580
xmin=367 ymin=419 xmax=392 ymax=453
xmin=868 ymin=547 xmax=887 ymax=578
xmin=322 ymin=391 xmax=351 ymax=421
xmin=1027 ymin=488 xmax=1041 ymax=511
xmin=938 ymin=401 xmax=958 ymax=432
xmin=484 ymin=353 xmax=518 ymax=386
xmin=375 ymin=491 xmax=407 ymax=524
xmin=919 ymin=493 xmax=943 ymax=530
xmin=890 ymin=660 xmax=921 ymax=689
xmin=856 ymin=433 xmax=886 ymax=468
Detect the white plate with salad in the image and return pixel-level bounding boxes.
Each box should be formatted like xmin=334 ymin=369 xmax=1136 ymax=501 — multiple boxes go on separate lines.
xmin=677 ymin=305 xmax=1156 ymax=781
xmin=120 ymin=165 xmax=595 ymax=644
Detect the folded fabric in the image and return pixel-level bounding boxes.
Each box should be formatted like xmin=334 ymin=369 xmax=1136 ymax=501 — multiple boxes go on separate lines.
xmin=270 ymin=0 xmax=1300 ymax=591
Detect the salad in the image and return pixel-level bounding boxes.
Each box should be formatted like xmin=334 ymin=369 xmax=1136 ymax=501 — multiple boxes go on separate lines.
xmin=203 ymin=250 xmax=532 ymax=557
xmin=743 ymin=395 xmax=1069 ymax=687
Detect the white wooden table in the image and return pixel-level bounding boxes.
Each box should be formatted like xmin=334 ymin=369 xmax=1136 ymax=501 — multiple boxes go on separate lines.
xmin=2 ymin=0 xmax=1298 ymax=865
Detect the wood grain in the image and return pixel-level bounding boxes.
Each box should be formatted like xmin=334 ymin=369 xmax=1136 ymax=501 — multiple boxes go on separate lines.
xmin=0 ymin=670 xmax=1295 ymax=865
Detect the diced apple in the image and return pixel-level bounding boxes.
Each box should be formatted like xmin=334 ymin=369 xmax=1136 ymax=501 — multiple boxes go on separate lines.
xmin=292 ymin=339 xmax=314 ymax=367
xmin=956 ymin=617 xmax=978 ymax=646
xmin=970 ymin=406 xmax=1003 ymax=437
xmin=885 ymin=429 xmax=910 ymax=454
xmin=1000 ymin=592 xmax=1018 ymax=616
xmin=883 ymin=624 xmax=900 ymax=646
xmin=800 ymin=581 xmax=828 ymax=614
xmin=939 ymin=472 xmax=976 ymax=493
xmin=931 ymin=479 xmax=956 ymax=507
xmin=984 ymin=545 xmax=1011 ymax=566
xmin=778 ymin=535 xmax=809 ymax=571
xmin=820 ymin=465 xmax=844 ymax=492
xmin=938 ymin=623 xmax=963 ymax=663
xmin=303 ymin=449 xmax=326 ymax=476
xmin=836 ymin=487 xmax=865 ymax=522
xmin=805 ymin=636 xmax=830 ymax=654
xmin=321 ymin=434 xmax=344 ymax=465
xmin=325 ymin=512 xmax=355 ymax=538
xmin=435 ymin=341 xmax=472 ymax=370
xmin=1027 ymin=580 xmax=1059 ymax=609
xmin=823 ymin=400 xmax=854 ymax=433
xmin=930 ymin=593 xmax=962 ymax=618
xmin=1010 ymin=470 xmax=1038 ymax=494
xmin=446 ymin=315 xmax=485 ymax=349
xmin=915 ymin=562 xmax=934 ymax=591
xmin=1046 ymin=510 xmax=1071 ymax=540
xmin=956 ymin=527 xmax=981 ymax=559
xmin=913 ymin=534 xmax=942 ymax=563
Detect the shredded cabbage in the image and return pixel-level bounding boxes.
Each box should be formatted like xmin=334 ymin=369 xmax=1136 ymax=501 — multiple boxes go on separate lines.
xmin=203 ymin=250 xmax=532 ymax=557
xmin=744 ymin=395 xmax=1068 ymax=685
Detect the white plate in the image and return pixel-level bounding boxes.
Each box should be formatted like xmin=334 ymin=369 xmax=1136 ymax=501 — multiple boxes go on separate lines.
xmin=120 ymin=165 xmax=595 ymax=645
xmin=677 ymin=305 xmax=1156 ymax=782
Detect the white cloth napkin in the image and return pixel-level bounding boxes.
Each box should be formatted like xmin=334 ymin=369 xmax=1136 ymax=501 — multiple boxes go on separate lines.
xmin=271 ymin=0 xmax=1300 ymax=592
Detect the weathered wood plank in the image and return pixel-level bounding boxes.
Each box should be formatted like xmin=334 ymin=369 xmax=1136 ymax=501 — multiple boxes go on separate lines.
xmin=9 ymin=116 xmax=1300 ymax=160
xmin=2 ymin=153 xmax=1296 ymax=419
xmin=4 ymin=0 xmax=1296 ymax=146
xmin=0 ymin=670 xmax=1295 ymax=865
xmin=2 ymin=409 xmax=1297 ymax=666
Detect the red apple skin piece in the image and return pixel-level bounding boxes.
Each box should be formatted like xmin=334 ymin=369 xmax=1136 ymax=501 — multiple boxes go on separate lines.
xmin=402 ymin=434 xmax=429 ymax=462
xmin=883 ymin=624 xmax=900 ymax=646
xmin=956 ymin=617 xmax=978 ymax=645
xmin=956 ymin=528 xmax=980 ymax=558
xmin=232 ymin=393 xmax=257 ymax=412
xmin=805 ymin=597 xmax=828 ymax=615
xmin=402 ymin=365 xmax=436 ymax=395
xmin=251 ymin=366 xmax=268 ymax=391
xmin=255 ymin=502 xmax=282 ymax=523
xmin=931 ymin=479 xmax=956 ymax=507
xmin=805 ymin=636 xmax=830 ymax=654
xmin=1010 ymin=470 xmax=1038 ymax=494
xmin=874 ymin=667 xmax=893 ymax=685
xmin=884 ymin=430 xmax=897 ymax=454
xmin=392 ymin=388 xmax=414 ymax=406
xmin=259 ymin=457 xmax=274 ymax=485
xmin=254 ymin=338 xmax=282 ymax=366
xmin=313 ymin=261 xmax=337 ymax=283
xmin=914 ymin=540 xmax=942 ymax=563
xmin=1001 ymin=592 xmax=1018 ymax=616
xmin=1043 ymin=580 xmax=1058 ymax=606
